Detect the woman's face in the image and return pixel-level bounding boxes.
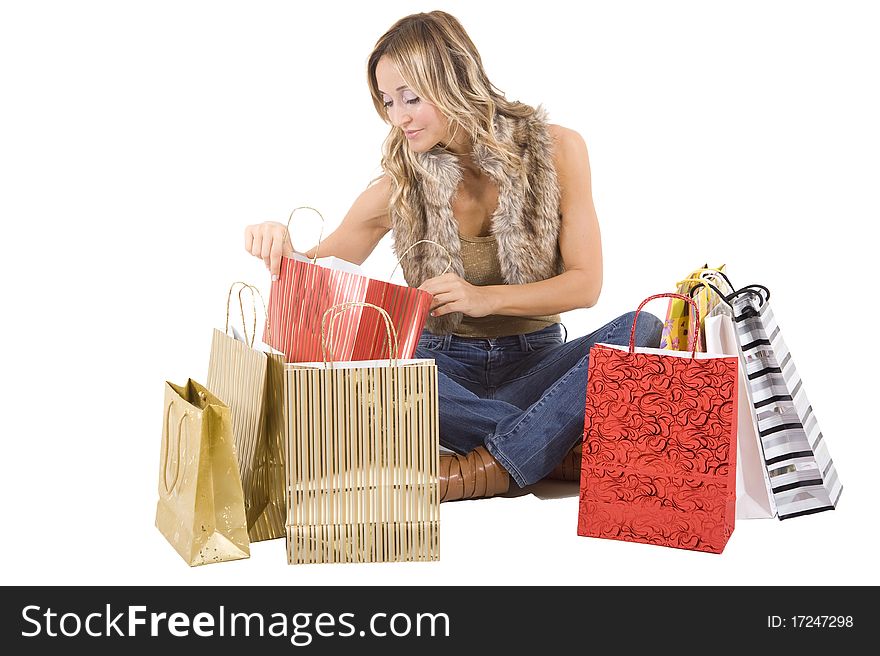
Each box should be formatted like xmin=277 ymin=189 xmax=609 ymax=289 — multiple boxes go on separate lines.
xmin=375 ymin=56 xmax=466 ymax=154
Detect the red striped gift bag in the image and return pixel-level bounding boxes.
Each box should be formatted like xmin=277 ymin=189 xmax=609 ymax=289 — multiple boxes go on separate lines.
xmin=265 ymin=208 xmax=434 ymax=362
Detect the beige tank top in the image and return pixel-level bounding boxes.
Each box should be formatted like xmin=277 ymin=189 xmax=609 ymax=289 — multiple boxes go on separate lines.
xmin=453 ymin=234 xmax=560 ymax=338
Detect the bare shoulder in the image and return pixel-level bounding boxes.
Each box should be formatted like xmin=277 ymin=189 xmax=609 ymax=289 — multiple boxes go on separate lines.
xmin=356 ymin=173 xmax=394 ymax=230
xmin=546 ymin=124 xmax=589 ymax=178
xmin=548 ymin=124 xmax=587 ymax=157
xmin=364 ymin=173 xmax=393 ymax=199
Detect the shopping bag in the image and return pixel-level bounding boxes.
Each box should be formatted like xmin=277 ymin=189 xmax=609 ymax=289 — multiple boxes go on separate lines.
xmin=207 ymin=283 xmax=286 ymax=541
xmin=704 ymin=307 xmax=776 ymax=519
xmin=579 ymin=293 xmax=739 ymax=554
xmin=660 ymin=264 xmax=731 ymax=352
xmin=265 ymin=208 xmax=434 ymax=362
xmin=155 ymin=378 xmax=250 ymax=566
xmin=728 ymin=287 xmax=842 ymax=519
xmin=284 ymin=302 xmax=440 ymax=564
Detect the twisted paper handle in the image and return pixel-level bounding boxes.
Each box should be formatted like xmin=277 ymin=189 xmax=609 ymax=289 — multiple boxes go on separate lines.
xmin=225 ymin=281 xmax=257 ymax=346
xmin=320 ymin=302 xmax=399 ymax=367
xmin=390 ymin=239 xmax=454 ymax=282
xmin=161 ymin=402 xmax=188 ymax=496
xmin=225 ymin=282 xmax=272 ymax=347
xmin=632 ymin=293 xmax=700 ymax=358
xmin=286 ymin=206 xmax=325 ymax=264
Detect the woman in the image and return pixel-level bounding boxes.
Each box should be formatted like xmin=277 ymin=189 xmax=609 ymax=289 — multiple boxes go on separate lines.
xmin=244 ymin=11 xmax=663 ymax=501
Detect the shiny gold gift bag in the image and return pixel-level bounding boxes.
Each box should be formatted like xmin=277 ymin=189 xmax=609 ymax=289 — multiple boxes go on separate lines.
xmin=155 ymin=378 xmax=250 ymax=566
xmin=285 ymin=303 xmax=440 ymax=564
xmin=207 ymin=283 xmax=286 ymax=542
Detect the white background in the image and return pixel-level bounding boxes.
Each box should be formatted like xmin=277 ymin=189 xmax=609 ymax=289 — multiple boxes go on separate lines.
xmin=2 ymin=0 xmax=878 ymax=586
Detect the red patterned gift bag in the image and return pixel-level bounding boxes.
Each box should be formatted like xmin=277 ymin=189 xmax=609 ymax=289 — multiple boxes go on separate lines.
xmin=578 ymin=293 xmax=739 ymax=554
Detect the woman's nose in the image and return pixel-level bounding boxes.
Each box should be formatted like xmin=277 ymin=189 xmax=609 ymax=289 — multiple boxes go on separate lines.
xmin=388 ymin=104 xmax=411 ymax=128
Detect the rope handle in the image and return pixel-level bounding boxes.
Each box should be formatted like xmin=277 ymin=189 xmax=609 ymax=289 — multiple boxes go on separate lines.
xmin=632 ymin=293 xmax=700 ymax=359
xmin=224 ymin=282 xmax=272 ymax=347
xmin=390 ymin=239 xmax=453 ymax=281
xmin=285 ymin=206 xmax=325 ymax=265
xmin=320 ymin=302 xmax=399 ymax=367
xmin=225 ymin=282 xmax=257 ymax=346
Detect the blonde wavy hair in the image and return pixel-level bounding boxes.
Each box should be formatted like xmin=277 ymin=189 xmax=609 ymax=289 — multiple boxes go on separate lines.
xmin=367 ymin=11 xmax=537 ymax=230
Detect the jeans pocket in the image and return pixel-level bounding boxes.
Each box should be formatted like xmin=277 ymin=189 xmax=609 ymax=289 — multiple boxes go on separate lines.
xmin=418 ymin=337 xmax=444 ymax=352
xmin=525 ymin=336 xmax=564 ymax=353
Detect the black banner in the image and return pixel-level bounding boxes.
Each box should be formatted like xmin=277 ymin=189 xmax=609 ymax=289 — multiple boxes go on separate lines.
xmin=0 ymin=586 xmax=872 ymax=653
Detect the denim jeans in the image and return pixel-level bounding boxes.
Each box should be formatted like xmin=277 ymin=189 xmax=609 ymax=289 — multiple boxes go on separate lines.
xmin=413 ymin=311 xmax=664 ymax=487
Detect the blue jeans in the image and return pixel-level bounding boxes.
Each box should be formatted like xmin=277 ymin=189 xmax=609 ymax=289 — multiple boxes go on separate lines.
xmin=414 ymin=311 xmax=664 ymax=487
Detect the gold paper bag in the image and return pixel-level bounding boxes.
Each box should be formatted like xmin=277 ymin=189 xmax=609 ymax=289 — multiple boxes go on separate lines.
xmin=207 ymin=283 xmax=286 ymax=542
xmin=155 ymin=378 xmax=250 ymax=566
xmin=285 ymin=302 xmax=440 ymax=564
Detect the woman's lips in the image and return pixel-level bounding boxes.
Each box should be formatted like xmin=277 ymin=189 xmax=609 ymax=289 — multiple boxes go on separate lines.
xmin=404 ymin=129 xmax=423 ymax=139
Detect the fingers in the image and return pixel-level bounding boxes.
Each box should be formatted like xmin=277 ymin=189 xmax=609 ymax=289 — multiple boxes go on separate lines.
xmin=245 ymin=223 xmax=288 ymax=272
xmin=248 ymin=229 xmax=264 ymax=262
xmin=431 ymin=298 xmax=459 ymax=317
xmin=418 ymin=272 xmax=457 ymax=294
xmin=260 ymin=230 xmax=274 ymax=270
xmin=420 ymin=275 xmax=465 ymax=316
xmin=269 ymin=237 xmax=284 ymax=279
xmin=419 ymin=278 xmax=451 ymax=296
xmin=429 ymin=291 xmax=457 ymax=312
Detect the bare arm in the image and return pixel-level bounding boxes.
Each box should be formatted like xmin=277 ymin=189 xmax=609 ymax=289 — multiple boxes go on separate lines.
xmin=488 ymin=125 xmax=603 ymax=314
xmin=245 ymin=176 xmax=393 ymax=276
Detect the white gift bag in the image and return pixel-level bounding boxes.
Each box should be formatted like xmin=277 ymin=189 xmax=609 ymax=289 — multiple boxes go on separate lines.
xmin=705 ymin=307 xmax=776 ymax=519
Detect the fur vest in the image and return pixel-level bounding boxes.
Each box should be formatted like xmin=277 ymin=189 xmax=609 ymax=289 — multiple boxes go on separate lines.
xmin=391 ymin=107 xmax=564 ymax=335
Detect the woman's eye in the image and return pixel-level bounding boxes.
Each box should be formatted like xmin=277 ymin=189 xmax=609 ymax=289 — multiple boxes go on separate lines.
xmin=382 ymin=96 xmax=419 ymax=109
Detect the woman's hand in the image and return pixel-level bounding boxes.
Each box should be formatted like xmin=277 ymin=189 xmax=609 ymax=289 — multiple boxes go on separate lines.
xmin=244 ymin=221 xmax=295 ymax=279
xmin=418 ymin=273 xmax=498 ymax=318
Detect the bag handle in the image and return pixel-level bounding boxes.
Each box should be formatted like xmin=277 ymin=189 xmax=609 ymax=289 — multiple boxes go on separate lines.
xmin=694 ymin=268 xmax=770 ymax=303
xmin=390 ymin=239 xmax=454 ymax=282
xmin=679 ymin=274 xmax=731 ymax=294
xmin=285 ymin=206 xmax=325 ymax=264
xmin=676 ymin=265 xmax=726 ymax=284
xmin=676 ymin=277 xmax=728 ymax=314
xmin=226 ymin=281 xmax=257 ymax=346
xmin=727 ymin=284 xmax=770 ymax=305
xmin=225 ymin=282 xmax=273 ymax=347
xmin=320 ymin=302 xmax=399 ymax=367
xmin=632 ymin=293 xmax=700 ymax=359
xmin=688 ymin=281 xmax=771 ymax=309
xmin=243 ymin=285 xmax=273 ymax=346
xmin=699 ymin=268 xmax=733 ymax=293
xmin=161 ymin=402 xmax=188 ymax=496
xmin=680 ymin=269 xmax=771 ymax=307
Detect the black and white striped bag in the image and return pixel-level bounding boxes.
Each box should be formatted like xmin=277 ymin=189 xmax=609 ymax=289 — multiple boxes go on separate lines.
xmin=730 ymin=288 xmax=842 ymax=519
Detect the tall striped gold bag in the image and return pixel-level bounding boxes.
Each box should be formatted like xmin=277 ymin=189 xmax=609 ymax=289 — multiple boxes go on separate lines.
xmin=207 ymin=283 xmax=286 ymax=542
xmin=284 ymin=303 xmax=440 ymax=564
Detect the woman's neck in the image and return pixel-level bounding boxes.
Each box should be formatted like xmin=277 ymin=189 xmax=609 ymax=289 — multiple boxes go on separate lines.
xmin=441 ymin=130 xmax=473 ymax=158
xmin=437 ymin=146 xmax=481 ymax=177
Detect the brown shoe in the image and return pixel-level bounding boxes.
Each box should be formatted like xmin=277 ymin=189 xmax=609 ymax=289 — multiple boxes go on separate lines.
xmin=546 ymin=442 xmax=583 ymax=481
xmin=439 ymin=446 xmax=510 ymax=502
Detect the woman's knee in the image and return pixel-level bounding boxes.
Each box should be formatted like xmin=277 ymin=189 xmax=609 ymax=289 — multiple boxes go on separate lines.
xmin=620 ymin=310 xmax=663 ymax=348
xmin=634 ymin=310 xmax=663 ymax=347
